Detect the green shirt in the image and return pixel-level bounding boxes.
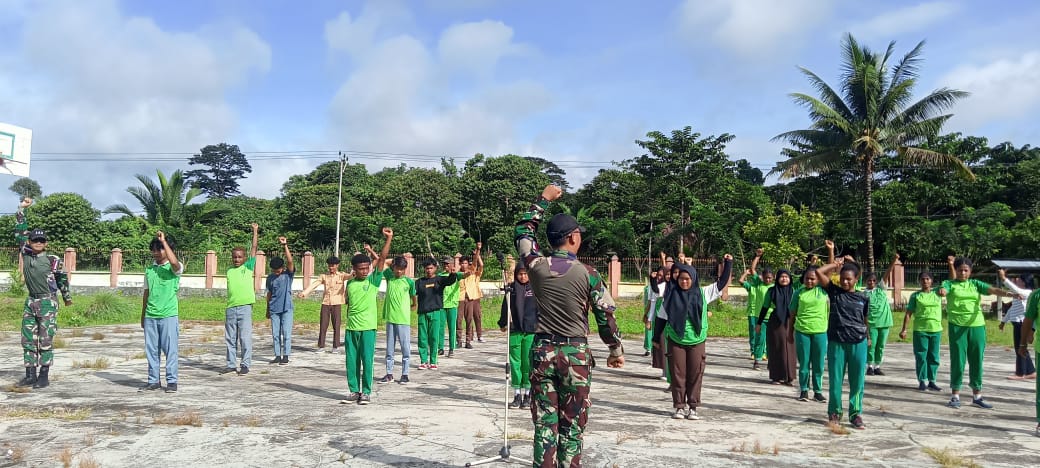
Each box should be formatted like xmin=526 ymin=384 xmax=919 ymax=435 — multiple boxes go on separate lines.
xmin=907 ymin=290 xmax=943 ymax=333
xmin=347 ymin=270 xmax=384 ymax=331
xmin=865 ymin=286 xmax=893 ymax=328
xmin=792 ymin=286 xmax=828 ymax=334
xmin=145 ymin=261 xmax=183 ymax=318
xmin=441 ymin=272 xmax=462 ymax=308
xmin=742 ymin=275 xmax=772 ymax=318
xmin=664 ymin=284 xmax=724 ymax=346
xmin=941 ymin=279 xmax=990 ymax=327
xmin=1025 ymin=289 xmax=1040 ymax=345
xmin=382 ymin=269 xmax=416 ymax=325
xmin=226 ymin=257 xmax=256 ymax=308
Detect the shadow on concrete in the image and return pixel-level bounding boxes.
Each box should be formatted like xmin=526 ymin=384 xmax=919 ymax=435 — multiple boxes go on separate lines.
xmin=328 ymin=436 xmax=459 ymax=467
xmin=93 ymin=371 xmax=142 ymax=389
xmin=266 ymin=381 xmax=349 ymax=401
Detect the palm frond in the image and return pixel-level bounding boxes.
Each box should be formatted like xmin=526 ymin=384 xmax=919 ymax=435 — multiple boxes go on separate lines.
xmin=102 ymin=203 xmax=139 ymax=217
xmin=893 ymin=88 xmax=970 ymax=127
xmin=771 ymin=147 xmax=851 ymax=179
xmin=890 ymin=40 xmax=925 ymax=86
xmin=797 ymin=67 xmax=854 ymax=120
xmin=788 ymin=93 xmax=855 ymax=134
xmin=898 ymin=147 xmax=976 ymax=181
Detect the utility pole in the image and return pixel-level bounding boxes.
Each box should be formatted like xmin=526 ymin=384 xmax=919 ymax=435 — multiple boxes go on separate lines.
xmin=335 ymin=152 xmax=346 ymax=258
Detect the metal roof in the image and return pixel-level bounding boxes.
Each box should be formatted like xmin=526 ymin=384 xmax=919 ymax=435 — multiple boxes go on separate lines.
xmin=990 ymin=259 xmax=1040 ymax=270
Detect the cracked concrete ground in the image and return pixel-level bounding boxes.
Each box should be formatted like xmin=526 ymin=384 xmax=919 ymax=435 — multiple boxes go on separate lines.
xmin=0 ymin=322 xmax=1038 ymax=467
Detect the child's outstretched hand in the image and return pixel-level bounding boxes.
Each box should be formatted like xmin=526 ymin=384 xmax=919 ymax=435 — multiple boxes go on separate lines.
xmin=382 ymin=227 xmax=393 ymax=238
xmin=19 ymin=197 xmax=33 ymax=209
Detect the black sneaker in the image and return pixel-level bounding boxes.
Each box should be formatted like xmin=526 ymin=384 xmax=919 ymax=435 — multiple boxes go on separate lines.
xmin=280 ymin=356 xmax=289 ymax=365
xmin=521 ymin=394 xmax=531 ymax=409
xmin=464 ymin=342 xmax=473 ymax=349
xmin=971 ymin=397 xmax=993 ymax=409
xmin=378 ymin=374 xmax=394 ymax=384
xmin=798 ymin=391 xmax=809 ymax=402
xmin=270 ymin=356 xmax=282 ymax=364
xmin=139 ymin=382 xmax=162 ymax=391
xmin=240 ymin=366 xmax=250 ymax=375
xmin=447 ymin=350 xmax=454 ymax=358
xmin=752 ymin=361 xmax=761 ymax=371
xmin=813 ymin=392 xmax=826 ymax=403
xmin=927 ymin=382 xmax=943 ymax=392
xmin=918 ymin=381 xmax=927 ymax=391
xmin=851 ymin=415 xmax=865 ymax=430
xmin=358 ymin=393 xmax=371 ymax=405
xmin=438 ymin=349 xmax=445 ymax=356
xmin=643 ymin=351 xmax=650 ymax=357
xmin=827 ymin=414 xmax=840 ymax=425
xmin=866 ymin=367 xmax=875 ymax=376
xmin=477 ymin=337 xmax=485 ymax=343
xmin=399 ymin=375 xmax=410 ymax=384
xmin=873 ymin=368 xmax=885 ymax=376
xmin=165 ymin=383 xmax=178 ymax=393
xmin=219 ymin=367 xmax=237 ymax=375
xmin=340 ymin=392 xmax=360 ymax=404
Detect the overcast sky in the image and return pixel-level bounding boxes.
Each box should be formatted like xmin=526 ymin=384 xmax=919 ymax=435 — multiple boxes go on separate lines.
xmin=2 ymin=0 xmax=1038 ymax=212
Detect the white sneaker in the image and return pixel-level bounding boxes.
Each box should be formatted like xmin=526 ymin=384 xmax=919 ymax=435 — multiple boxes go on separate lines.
xmin=686 ymin=409 xmax=701 ymax=420
xmin=672 ymin=408 xmax=685 ymax=419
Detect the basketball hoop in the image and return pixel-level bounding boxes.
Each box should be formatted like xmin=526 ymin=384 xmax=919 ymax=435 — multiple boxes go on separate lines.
xmin=0 ymin=122 xmax=33 ymax=178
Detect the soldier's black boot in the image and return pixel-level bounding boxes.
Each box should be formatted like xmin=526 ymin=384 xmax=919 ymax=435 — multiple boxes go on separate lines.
xmin=520 ymin=394 xmax=531 ymax=409
xmin=16 ymin=367 xmax=37 ymax=387
xmin=34 ymin=366 xmax=50 ymax=389
xmin=509 ymin=393 xmax=522 ymax=408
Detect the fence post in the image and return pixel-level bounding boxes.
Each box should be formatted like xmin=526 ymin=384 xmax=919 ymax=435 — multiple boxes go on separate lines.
xmin=64 ymin=248 xmax=76 ymax=284
xmin=302 ymin=251 xmax=314 ymax=290
xmin=505 ymin=254 xmax=515 ymax=283
xmin=404 ymin=253 xmax=415 ymax=278
xmin=254 ymin=250 xmax=266 ymax=292
xmin=110 ymin=248 xmax=122 ymax=288
xmin=890 ymin=257 xmax=905 ymax=307
xmin=205 ymin=250 xmax=217 ymax=289
xmin=609 ymin=255 xmax=621 ymax=299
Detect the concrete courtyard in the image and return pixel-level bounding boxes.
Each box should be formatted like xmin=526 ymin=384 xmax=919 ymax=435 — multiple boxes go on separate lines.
xmin=1 ymin=322 xmax=1038 ymax=467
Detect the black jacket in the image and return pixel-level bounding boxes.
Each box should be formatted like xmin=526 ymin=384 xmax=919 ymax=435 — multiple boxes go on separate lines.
xmin=499 ymin=281 xmax=538 ymax=333
xmin=415 ymin=273 xmax=459 ymax=313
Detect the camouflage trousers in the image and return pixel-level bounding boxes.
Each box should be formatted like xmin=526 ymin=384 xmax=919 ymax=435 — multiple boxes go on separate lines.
xmin=529 ymin=340 xmax=592 ymax=468
xmin=22 ymin=296 xmax=58 ymax=367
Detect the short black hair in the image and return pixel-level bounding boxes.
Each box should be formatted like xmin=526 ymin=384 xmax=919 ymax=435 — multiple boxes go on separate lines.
xmin=865 ymin=271 xmax=878 ymax=282
xmin=422 ymin=257 xmax=438 ymax=268
xmin=801 ymin=265 xmax=818 ymax=284
xmin=919 ymin=271 xmax=933 ymax=280
xmin=840 ymin=262 xmax=861 ymax=278
xmin=762 ymin=267 xmax=774 ymax=276
xmin=391 ymin=256 xmax=408 ymax=269
xmin=351 ymin=254 xmax=371 ymax=266
xmin=149 ymin=235 xmax=175 ymax=251
xmin=327 ymin=256 xmax=340 ymax=265
xmin=953 ymin=257 xmax=973 ymax=269
xmin=270 ymin=257 xmax=285 ymax=269
xmin=460 ymin=255 xmax=473 ymax=264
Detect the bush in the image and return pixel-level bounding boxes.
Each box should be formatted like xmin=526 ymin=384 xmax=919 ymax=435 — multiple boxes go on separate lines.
xmin=6 ymin=268 xmax=26 ymax=297
xmin=83 ymin=291 xmax=133 ymax=320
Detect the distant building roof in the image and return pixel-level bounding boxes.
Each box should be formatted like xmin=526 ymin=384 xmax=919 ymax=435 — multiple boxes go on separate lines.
xmin=990 ymin=259 xmax=1040 ymax=271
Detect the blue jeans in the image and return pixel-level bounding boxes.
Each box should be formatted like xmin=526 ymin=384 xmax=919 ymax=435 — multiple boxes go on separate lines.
xmin=386 ymin=323 xmax=411 ymax=375
xmin=144 ymin=316 xmax=179 ymax=384
xmin=225 ymin=305 xmax=253 ymax=368
xmin=271 ymin=310 xmax=293 ymax=357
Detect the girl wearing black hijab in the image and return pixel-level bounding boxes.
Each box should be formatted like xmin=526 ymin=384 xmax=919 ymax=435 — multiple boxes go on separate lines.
xmin=662 ymin=254 xmax=733 ymax=420
xmin=756 ymin=270 xmax=797 ymax=385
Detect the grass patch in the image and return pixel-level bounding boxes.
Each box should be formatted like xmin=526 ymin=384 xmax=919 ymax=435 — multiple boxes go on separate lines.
xmin=170 ymin=411 xmax=203 ymax=427
xmin=0 ymin=406 xmax=92 ymax=420
xmin=923 ymin=447 xmax=981 ymax=468
xmin=77 ymin=454 xmax=100 ymax=468
xmin=91 ymin=331 xmax=105 ymax=340
xmin=53 ymin=335 xmax=69 ymax=348
xmin=245 ymin=414 xmax=262 ymax=427
xmin=58 ymin=447 xmax=73 ymax=467
xmin=825 ymin=420 xmax=850 ymax=435
xmin=508 ymin=431 xmax=532 ymax=440
xmin=71 ymin=328 xmax=85 ymax=338
xmin=730 ymin=440 xmax=776 ymax=456
xmin=71 ymin=357 xmax=111 ymax=370
xmin=4 ymin=384 xmax=31 ymax=393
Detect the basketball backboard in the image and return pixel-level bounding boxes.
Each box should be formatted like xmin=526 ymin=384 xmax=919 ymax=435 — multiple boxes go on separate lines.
xmin=0 ymin=122 xmax=32 ymax=178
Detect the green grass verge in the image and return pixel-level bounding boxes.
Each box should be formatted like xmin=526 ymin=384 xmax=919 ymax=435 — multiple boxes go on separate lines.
xmin=0 ymin=291 xmax=1017 ymax=348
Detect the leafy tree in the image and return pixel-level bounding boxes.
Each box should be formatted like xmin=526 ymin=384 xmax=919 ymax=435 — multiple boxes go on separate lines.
xmin=460 ymin=154 xmax=551 ymax=255
xmin=742 ymin=204 xmax=825 ymax=270
xmin=524 ymin=156 xmax=570 ymax=192
xmin=734 ymin=159 xmax=765 ymax=186
xmin=9 ymin=177 xmax=42 ymax=199
xmin=104 ymin=169 xmax=228 ymax=231
xmin=185 ymin=143 xmax=253 ymax=199
xmin=24 ymin=193 xmax=101 ymax=249
xmin=201 ymin=196 xmax=286 ymax=251
xmin=773 ymin=33 xmax=973 ymax=270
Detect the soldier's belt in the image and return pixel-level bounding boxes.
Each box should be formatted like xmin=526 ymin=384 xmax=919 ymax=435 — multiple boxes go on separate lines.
xmin=534 ymin=333 xmax=587 ymax=345
xmin=29 ymin=292 xmax=55 ymax=300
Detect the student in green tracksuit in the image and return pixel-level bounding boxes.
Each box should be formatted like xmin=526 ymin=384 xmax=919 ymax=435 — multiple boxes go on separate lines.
xmin=1018 ymin=289 xmax=1040 ymax=437
xmin=790 ymin=266 xmax=828 ymax=403
xmin=342 ymin=228 xmax=393 ymax=405
xmin=817 ymin=259 xmax=869 ymax=430
xmin=864 ymin=254 xmax=899 ymax=376
xmin=741 ymin=248 xmax=772 ymax=370
xmin=499 ymin=263 xmax=538 ymax=409
xmin=938 ymin=256 xmax=1017 ymax=409
xmin=898 ymin=271 xmax=943 ymax=392
xmin=439 ymin=257 xmax=463 ymax=358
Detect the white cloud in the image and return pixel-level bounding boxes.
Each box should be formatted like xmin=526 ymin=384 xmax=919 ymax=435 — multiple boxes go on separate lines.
xmin=323 ymin=9 xmax=550 ymax=166
xmin=676 ymin=0 xmax=833 ymax=58
xmin=437 ymin=20 xmax=527 ymax=76
xmin=940 ymin=51 xmax=1040 ymax=131
xmin=0 ymin=0 xmax=269 ymax=207
xmin=848 ymin=1 xmax=960 ymax=41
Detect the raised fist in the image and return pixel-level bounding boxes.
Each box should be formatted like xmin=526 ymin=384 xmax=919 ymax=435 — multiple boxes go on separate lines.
xmin=19 ymin=197 xmax=33 ymax=209
xmin=382 ymin=227 xmax=394 ymax=237
xmin=824 ymin=240 xmax=835 ymax=250
xmin=278 ymin=236 xmax=287 ymax=245
xmin=755 ymin=248 xmax=764 ymax=257
xmin=540 ymin=184 xmax=563 ymax=202
xmin=723 ymin=254 xmax=733 ymax=261
xmin=156 ymin=231 xmax=166 ymax=242
xmin=947 ymin=255 xmax=955 ymax=264
xmin=250 ymin=223 xmax=259 ymax=231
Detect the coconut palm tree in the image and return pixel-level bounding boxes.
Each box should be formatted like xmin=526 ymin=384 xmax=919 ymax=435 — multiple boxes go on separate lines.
xmin=773 ymin=33 xmax=975 ymax=270
xmin=104 ymin=169 xmax=227 ymax=228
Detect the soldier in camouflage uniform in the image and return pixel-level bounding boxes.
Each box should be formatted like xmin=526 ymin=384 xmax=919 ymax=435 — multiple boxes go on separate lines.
xmin=13 ymin=197 xmax=73 ymax=389
xmin=515 ymin=184 xmax=624 ymax=468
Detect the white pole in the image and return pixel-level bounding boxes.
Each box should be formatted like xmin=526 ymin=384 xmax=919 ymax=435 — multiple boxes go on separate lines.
xmin=335 ymin=152 xmax=345 ymax=258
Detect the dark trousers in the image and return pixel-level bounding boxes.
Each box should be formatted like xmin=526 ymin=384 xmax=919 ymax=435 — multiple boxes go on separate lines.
xmin=1013 ymin=322 xmax=1037 ymax=376
xmin=318 ymin=304 xmax=342 ymax=349
xmin=765 ymin=317 xmax=797 ymax=383
xmin=461 ymin=299 xmax=482 ymax=343
xmin=651 ymin=317 xmax=667 ymax=370
xmin=668 ymin=341 xmax=706 ymax=409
